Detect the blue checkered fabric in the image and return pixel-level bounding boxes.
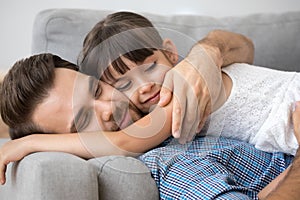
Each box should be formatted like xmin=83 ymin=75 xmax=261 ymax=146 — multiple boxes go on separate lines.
xmin=139 ymin=136 xmax=293 ymax=200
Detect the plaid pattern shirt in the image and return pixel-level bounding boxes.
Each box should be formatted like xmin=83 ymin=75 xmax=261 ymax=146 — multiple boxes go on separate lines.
xmin=139 ymin=136 xmax=293 ymax=200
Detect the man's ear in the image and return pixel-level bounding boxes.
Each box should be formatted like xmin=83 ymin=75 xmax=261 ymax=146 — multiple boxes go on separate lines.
xmin=162 ymin=39 xmax=178 ymax=66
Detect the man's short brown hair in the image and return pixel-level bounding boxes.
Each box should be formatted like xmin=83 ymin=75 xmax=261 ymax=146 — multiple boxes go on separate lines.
xmin=0 ymin=53 xmax=78 ymax=139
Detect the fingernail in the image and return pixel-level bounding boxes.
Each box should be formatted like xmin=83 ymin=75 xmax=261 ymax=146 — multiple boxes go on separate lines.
xmin=158 ymin=96 xmax=167 ymax=106
xmin=188 ymin=134 xmax=195 ymax=141
xmin=173 ymin=130 xmax=180 ymax=138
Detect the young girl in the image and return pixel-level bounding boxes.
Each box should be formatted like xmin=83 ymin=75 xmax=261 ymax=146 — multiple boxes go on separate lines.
xmin=81 ymin=11 xmax=300 ymax=155
xmin=80 ymin=11 xmax=254 ymax=143
xmin=0 ymin=12 xmax=252 ymax=184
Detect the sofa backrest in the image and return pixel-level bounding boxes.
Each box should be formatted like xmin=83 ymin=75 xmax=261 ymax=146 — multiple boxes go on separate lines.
xmin=32 ymin=9 xmax=300 ymax=71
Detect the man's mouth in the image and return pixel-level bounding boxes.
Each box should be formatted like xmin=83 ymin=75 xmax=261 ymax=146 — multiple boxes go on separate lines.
xmin=118 ymin=107 xmax=132 ymax=129
xmin=114 ymin=101 xmax=143 ymax=130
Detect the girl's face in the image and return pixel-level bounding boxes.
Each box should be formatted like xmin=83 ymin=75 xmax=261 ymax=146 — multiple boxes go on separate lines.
xmin=107 ymin=50 xmax=176 ymax=114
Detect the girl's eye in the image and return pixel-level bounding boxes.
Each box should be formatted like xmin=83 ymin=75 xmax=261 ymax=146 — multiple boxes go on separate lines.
xmin=116 ymin=81 xmax=132 ymax=91
xmin=145 ymin=61 xmax=157 ymax=72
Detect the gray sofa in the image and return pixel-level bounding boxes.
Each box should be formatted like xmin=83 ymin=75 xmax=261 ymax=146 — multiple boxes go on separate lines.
xmin=0 ymin=9 xmax=300 ymax=200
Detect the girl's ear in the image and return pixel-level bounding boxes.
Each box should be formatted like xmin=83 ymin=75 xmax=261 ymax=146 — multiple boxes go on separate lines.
xmin=162 ymin=39 xmax=178 ymax=66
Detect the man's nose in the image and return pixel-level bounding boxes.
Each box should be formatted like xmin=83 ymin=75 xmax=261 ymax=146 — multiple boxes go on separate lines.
xmin=94 ymin=100 xmax=113 ymax=122
xmin=138 ymin=82 xmax=155 ymax=94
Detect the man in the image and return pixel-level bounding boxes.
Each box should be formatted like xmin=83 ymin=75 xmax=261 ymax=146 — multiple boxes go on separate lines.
xmin=0 ymin=54 xmax=141 ymax=138
xmin=0 ymin=54 xmax=299 ymax=199
xmin=0 ymin=53 xmax=171 ymax=156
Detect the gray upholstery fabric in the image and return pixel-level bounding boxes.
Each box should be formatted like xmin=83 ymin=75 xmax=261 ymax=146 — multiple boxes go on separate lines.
xmin=1 ymin=9 xmax=300 ymax=200
xmin=0 ymin=149 xmax=159 ymax=200
xmin=0 ymin=139 xmax=158 ymax=200
xmin=88 ymin=156 xmax=159 ymax=200
xmin=0 ymin=152 xmax=99 ymax=200
xmin=32 ymin=9 xmax=300 ymax=71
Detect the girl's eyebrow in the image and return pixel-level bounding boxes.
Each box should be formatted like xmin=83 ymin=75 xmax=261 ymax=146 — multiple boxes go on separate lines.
xmin=114 ymin=76 xmax=126 ymax=83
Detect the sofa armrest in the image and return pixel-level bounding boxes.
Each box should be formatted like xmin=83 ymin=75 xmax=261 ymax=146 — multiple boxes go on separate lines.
xmin=88 ymin=156 xmax=159 ymax=200
xmin=0 ymin=152 xmax=99 ymax=200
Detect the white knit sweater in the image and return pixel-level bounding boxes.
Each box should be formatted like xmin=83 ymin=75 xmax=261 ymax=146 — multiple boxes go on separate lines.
xmin=203 ymin=63 xmax=300 ymax=155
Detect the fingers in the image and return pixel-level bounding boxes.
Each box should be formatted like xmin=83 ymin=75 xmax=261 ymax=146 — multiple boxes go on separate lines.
xmin=160 ymin=71 xmax=184 ymax=139
xmin=172 ymin=95 xmax=185 ymax=139
xmin=185 ymin=109 xmax=199 ymax=143
xmin=161 ymin=59 xmax=215 ymax=144
xmin=182 ymin=91 xmax=200 ymax=143
xmin=0 ymin=164 xmax=7 ymax=185
xmin=158 ymin=86 xmax=173 ymax=107
xmin=158 ymin=72 xmax=173 ymax=107
xmin=178 ymin=105 xmax=194 ymax=144
xmin=196 ymin=100 xmax=211 ymax=133
xmin=0 ymin=153 xmax=8 ymax=185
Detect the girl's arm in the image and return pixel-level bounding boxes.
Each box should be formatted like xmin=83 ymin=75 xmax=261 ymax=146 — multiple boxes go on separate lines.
xmin=80 ymin=103 xmax=172 ymax=157
xmin=258 ymin=102 xmax=300 ymax=199
xmin=0 ymin=101 xmax=172 ymax=184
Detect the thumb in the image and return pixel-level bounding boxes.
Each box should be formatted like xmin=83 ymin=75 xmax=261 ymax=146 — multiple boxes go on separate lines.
xmin=158 ymin=72 xmax=174 ymax=107
xmin=158 ymin=86 xmax=172 ymax=107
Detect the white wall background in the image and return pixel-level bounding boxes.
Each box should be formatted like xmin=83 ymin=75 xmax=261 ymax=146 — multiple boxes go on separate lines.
xmin=1 ymin=0 xmax=300 ymax=72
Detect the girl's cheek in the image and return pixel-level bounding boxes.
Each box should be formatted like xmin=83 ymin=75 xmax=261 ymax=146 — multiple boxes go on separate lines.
xmin=128 ymin=92 xmax=141 ymax=109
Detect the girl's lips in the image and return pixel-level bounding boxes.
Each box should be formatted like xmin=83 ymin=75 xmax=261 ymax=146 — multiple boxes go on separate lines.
xmin=144 ymin=92 xmax=160 ymax=104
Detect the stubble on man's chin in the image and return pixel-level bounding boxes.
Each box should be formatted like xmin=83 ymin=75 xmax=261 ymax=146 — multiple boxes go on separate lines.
xmin=112 ymin=101 xmax=144 ymax=130
xmin=129 ymin=102 xmax=144 ymax=121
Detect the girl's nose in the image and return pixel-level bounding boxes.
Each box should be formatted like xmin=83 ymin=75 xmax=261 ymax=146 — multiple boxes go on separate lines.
xmin=139 ymin=82 xmax=155 ymax=94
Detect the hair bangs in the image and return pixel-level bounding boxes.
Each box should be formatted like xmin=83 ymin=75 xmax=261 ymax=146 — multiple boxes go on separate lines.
xmin=101 ymin=48 xmax=155 ymax=83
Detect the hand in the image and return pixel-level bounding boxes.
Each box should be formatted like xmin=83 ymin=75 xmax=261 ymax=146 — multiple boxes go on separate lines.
xmin=158 ymin=30 xmax=253 ymax=144
xmin=158 ymin=46 xmax=224 ymax=144
xmin=0 ymin=138 xmax=30 ymax=185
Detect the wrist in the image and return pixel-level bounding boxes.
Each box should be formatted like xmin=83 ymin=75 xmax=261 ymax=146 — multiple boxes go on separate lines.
xmin=187 ymin=43 xmax=223 ymax=69
xmin=198 ymin=43 xmax=223 ymax=68
xmin=21 ymin=134 xmax=38 ymax=154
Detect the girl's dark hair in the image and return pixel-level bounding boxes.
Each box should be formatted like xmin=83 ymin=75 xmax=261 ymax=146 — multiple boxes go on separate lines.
xmin=79 ymin=11 xmax=163 ymax=82
xmin=0 ymin=53 xmax=78 ymax=139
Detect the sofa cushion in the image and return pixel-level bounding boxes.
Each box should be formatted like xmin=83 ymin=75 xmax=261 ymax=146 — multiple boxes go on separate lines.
xmin=0 ymin=152 xmax=99 ymax=200
xmin=32 ymin=9 xmax=300 ymax=71
xmin=88 ymin=156 xmax=159 ymax=200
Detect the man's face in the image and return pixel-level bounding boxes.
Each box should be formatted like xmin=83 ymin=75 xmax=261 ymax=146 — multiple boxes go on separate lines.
xmin=32 ymin=68 xmax=142 ymax=133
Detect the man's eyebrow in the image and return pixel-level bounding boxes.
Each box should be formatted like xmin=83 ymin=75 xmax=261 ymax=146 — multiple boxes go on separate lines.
xmin=89 ymin=76 xmax=95 ymax=95
xmin=70 ymin=76 xmax=94 ymax=133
